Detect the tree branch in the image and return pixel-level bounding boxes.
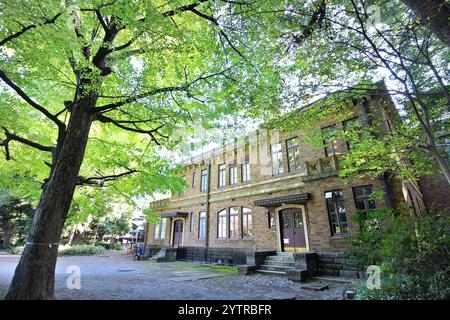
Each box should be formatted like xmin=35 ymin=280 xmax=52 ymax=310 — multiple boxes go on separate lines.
xmin=0 ymin=127 xmax=54 ymax=161
xmin=0 ymin=69 xmax=65 ymax=128
xmin=94 ymin=114 xmax=165 ymax=145
xmin=0 ymin=13 xmax=62 ymax=47
xmin=77 ymin=169 xmax=137 ymax=187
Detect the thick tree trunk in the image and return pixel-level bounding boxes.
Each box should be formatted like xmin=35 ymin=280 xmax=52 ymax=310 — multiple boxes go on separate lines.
xmin=4 ymin=104 xmax=94 ymax=300
xmin=401 ymin=0 xmax=450 ymax=46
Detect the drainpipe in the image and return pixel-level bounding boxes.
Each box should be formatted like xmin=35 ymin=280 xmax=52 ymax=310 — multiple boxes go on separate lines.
xmin=359 ymin=97 xmax=392 ymax=208
xmin=205 ymin=161 xmax=211 ymax=248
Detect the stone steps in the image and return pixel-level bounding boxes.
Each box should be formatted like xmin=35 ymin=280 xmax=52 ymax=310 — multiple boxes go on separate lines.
xmin=255 ymin=269 xmax=288 ymax=276
xmin=255 ymin=252 xmax=296 ymax=276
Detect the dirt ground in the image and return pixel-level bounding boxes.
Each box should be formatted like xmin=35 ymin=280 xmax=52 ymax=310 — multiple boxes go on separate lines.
xmin=0 ymin=250 xmax=360 ymax=300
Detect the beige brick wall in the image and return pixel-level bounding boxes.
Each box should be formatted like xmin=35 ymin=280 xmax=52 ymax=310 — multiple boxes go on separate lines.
xmin=146 ymin=93 xmax=423 ymax=252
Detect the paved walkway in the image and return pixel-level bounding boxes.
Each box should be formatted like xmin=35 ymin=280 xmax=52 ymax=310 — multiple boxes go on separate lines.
xmin=0 ymin=251 xmax=359 ymax=300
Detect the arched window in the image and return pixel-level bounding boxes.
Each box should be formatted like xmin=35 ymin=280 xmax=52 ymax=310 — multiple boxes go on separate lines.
xmin=217 ymin=209 xmax=227 ymax=238
xmin=229 ymin=207 xmax=239 ymax=238
xmin=242 ymin=207 xmax=253 ymax=238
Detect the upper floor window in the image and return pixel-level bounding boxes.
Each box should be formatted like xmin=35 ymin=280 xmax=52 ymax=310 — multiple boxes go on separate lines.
xmin=242 ymin=207 xmax=253 ymax=238
xmin=242 ymin=162 xmax=250 ymax=182
xmin=353 ymin=185 xmax=377 ymax=211
xmin=198 ymin=211 xmax=206 ymax=239
xmin=322 ymin=125 xmax=342 ymax=157
xmin=325 ymin=190 xmax=349 ymax=236
xmin=343 ymin=117 xmax=361 ymax=151
xmin=230 ymin=165 xmax=238 ymax=185
xmin=229 ymin=207 xmax=239 ymax=238
xmin=271 ymin=143 xmax=284 ymax=175
xmin=217 ymin=209 xmax=227 ymax=238
xmin=200 ymin=169 xmax=208 ymax=192
xmin=218 ymin=164 xmax=226 ymax=188
xmin=192 ymin=172 xmax=197 ymax=187
xmin=286 ymin=137 xmax=301 ymax=172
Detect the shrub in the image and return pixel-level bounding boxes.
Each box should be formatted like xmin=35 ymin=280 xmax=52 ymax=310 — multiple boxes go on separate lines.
xmin=8 ymin=246 xmax=24 ymax=255
xmin=58 ymin=244 xmax=106 ymax=256
xmin=347 ymin=208 xmax=450 ymax=300
xmin=95 ymin=242 xmax=123 ymax=250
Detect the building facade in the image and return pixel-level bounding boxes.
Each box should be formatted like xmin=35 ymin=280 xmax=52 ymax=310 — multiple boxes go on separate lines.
xmin=145 ymin=84 xmax=446 ymax=269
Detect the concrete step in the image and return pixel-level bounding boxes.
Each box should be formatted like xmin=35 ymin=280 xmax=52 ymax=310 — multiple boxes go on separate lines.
xmin=263 ymin=260 xmax=295 ymax=267
xmin=265 ymin=256 xmax=294 ymax=263
xmin=259 ymin=265 xmax=295 ymax=272
xmin=255 ymin=269 xmax=288 ymax=276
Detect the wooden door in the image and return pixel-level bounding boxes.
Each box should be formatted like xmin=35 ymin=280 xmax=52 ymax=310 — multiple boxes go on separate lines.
xmin=280 ymin=208 xmax=306 ymax=252
xmin=173 ymin=219 xmax=183 ymax=246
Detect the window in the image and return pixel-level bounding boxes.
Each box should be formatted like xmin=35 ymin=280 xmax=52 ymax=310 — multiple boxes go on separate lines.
xmin=268 ymin=211 xmax=276 ymax=229
xmin=271 ymin=143 xmax=284 ymax=175
xmin=343 ymin=117 xmax=361 ymax=151
xmin=178 ymin=190 xmax=185 ymax=198
xmin=154 ymin=223 xmax=160 ymax=239
xmin=286 ymin=137 xmax=301 ymax=172
xmin=241 ymin=162 xmax=250 ymax=182
xmin=325 ymin=190 xmax=349 ymax=236
xmin=353 ymin=185 xmax=378 ymax=231
xmin=353 ymin=185 xmax=377 ymax=211
xmin=200 ymin=169 xmax=208 ymax=192
xmin=229 ymin=207 xmax=239 ymax=238
xmin=198 ymin=211 xmax=206 ymax=239
xmin=321 ymin=125 xmax=342 ymax=157
xmin=192 ymin=172 xmax=197 ymax=187
xmin=160 ymin=218 xmax=167 ymax=239
xmin=217 ymin=209 xmax=227 ymax=238
xmin=242 ymin=207 xmax=253 ymax=238
xmin=189 ymin=212 xmax=195 ymax=232
xmin=218 ymin=164 xmax=226 ymax=187
xmin=230 ymin=165 xmax=238 ymax=185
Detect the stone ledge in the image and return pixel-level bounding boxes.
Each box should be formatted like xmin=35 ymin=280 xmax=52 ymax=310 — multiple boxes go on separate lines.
xmin=286 ymin=269 xmax=311 ymax=282
xmin=237 ymin=265 xmax=257 ymax=275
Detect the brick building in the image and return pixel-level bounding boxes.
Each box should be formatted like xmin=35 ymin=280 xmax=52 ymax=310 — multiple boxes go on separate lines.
xmin=144 ymin=83 xmax=448 ymax=278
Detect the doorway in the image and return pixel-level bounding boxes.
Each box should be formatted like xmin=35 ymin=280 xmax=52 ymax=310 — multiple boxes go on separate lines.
xmin=279 ymin=208 xmax=307 ymax=252
xmin=173 ymin=219 xmax=184 ymax=246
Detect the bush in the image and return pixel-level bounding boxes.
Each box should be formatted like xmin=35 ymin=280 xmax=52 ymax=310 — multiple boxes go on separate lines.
xmin=95 ymin=242 xmax=123 ymax=250
xmin=8 ymin=245 xmax=24 ymax=255
xmin=347 ymin=208 xmax=450 ymax=300
xmin=58 ymin=244 xmax=106 ymax=256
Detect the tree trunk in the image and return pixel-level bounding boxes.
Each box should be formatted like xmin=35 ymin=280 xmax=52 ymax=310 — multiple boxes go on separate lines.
xmin=5 ymin=104 xmax=94 ymax=300
xmin=67 ymin=225 xmax=77 ymax=246
xmin=2 ymin=229 xmax=13 ymax=248
xmin=401 ymin=0 xmax=450 ymax=46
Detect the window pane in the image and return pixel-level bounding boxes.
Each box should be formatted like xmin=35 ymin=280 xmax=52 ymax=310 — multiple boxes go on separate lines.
xmin=242 ymin=207 xmax=252 ymax=237
xmin=356 ymin=199 xmax=367 ymax=210
xmin=160 ymin=218 xmax=167 ymax=239
xmin=154 ymin=223 xmax=160 ymax=239
xmin=294 ymin=212 xmax=303 ymax=228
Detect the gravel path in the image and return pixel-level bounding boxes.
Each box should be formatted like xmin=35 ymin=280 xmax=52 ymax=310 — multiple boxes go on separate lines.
xmin=0 ymin=251 xmax=359 ymax=300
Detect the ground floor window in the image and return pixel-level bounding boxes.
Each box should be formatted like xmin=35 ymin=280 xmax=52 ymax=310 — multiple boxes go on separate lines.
xmin=229 ymin=207 xmax=239 ymax=238
xmin=242 ymin=207 xmax=253 ymax=237
xmin=217 ymin=209 xmax=227 ymax=238
xmin=160 ymin=218 xmax=167 ymax=239
xmin=325 ymin=190 xmax=349 ymax=236
xmin=153 ymin=218 xmax=167 ymax=240
xmin=198 ymin=211 xmax=206 ymax=239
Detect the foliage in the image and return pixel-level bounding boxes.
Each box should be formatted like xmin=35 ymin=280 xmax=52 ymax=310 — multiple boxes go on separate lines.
xmin=95 ymin=242 xmax=123 ymax=250
xmin=58 ymin=244 xmax=106 ymax=256
xmin=347 ymin=208 xmax=450 ymax=300
xmin=8 ymin=245 xmax=25 ymax=255
xmin=0 ymin=190 xmax=34 ymax=247
xmin=93 ymin=215 xmax=131 ymax=241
